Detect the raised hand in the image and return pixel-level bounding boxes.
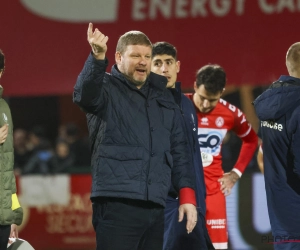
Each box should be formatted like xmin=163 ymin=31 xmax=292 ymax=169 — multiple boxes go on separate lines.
xmin=87 ymin=23 xmax=109 ymax=60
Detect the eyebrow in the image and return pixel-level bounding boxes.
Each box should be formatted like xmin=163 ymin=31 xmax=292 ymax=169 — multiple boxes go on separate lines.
xmin=153 ymin=58 xmax=174 ymax=63
xmin=153 ymin=59 xmax=162 ymax=63
xmin=198 ymin=94 xmax=218 ymax=102
xmin=130 ymin=52 xmax=151 ymax=56
xmin=164 ymin=58 xmax=175 ymax=63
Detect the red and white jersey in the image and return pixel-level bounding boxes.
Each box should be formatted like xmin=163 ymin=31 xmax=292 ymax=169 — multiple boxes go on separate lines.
xmin=186 ymin=94 xmax=253 ymax=195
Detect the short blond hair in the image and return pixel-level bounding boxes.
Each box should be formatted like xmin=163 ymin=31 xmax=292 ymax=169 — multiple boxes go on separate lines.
xmin=116 ymin=31 xmax=152 ymax=54
xmin=286 ymin=42 xmax=300 ymax=75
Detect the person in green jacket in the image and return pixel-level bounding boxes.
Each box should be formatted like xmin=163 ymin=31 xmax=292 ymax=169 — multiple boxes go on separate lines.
xmin=0 ymin=49 xmax=23 ymax=248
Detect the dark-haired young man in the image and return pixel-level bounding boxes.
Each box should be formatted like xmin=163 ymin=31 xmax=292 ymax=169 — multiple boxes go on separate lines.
xmin=0 ymin=49 xmax=23 ymax=249
xmin=73 ymin=24 xmax=197 ymax=250
xmin=151 ymin=42 xmax=214 ymax=250
xmin=186 ymin=65 xmax=258 ymax=249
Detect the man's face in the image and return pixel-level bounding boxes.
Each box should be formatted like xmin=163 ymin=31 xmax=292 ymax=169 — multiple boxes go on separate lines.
xmin=151 ymin=54 xmax=180 ymax=88
xmin=115 ymin=45 xmax=152 ymax=88
xmin=193 ymin=84 xmax=223 ymax=113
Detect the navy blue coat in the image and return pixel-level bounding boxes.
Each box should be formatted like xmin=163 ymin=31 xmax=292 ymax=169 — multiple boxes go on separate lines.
xmin=168 ymin=83 xmax=206 ymax=214
xmin=73 ymin=54 xmax=194 ymax=207
xmin=253 ymin=76 xmax=300 ymax=242
xmin=163 ymin=83 xmax=214 ymax=250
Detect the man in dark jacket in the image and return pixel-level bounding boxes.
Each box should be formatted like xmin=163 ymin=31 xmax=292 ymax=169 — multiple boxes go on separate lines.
xmin=0 ymin=49 xmax=23 ymax=249
xmin=253 ymin=42 xmax=300 ymax=249
xmin=73 ymin=23 xmax=197 ymax=250
xmin=151 ymin=42 xmax=214 ymax=250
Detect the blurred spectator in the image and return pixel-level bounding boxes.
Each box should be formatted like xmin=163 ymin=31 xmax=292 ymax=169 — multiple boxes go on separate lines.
xmin=51 ymin=139 xmax=75 ymax=173
xmin=57 ymin=124 xmax=67 ymax=141
xmin=22 ymin=140 xmax=54 ymax=175
xmin=63 ymin=123 xmax=91 ymax=167
xmin=13 ymin=128 xmax=31 ymax=174
xmin=22 ymin=126 xmax=54 ymax=175
xmin=26 ymin=126 xmax=48 ymax=153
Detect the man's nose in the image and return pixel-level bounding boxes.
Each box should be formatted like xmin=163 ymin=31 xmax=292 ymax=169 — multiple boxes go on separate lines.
xmin=163 ymin=65 xmax=168 ymax=73
xmin=139 ymin=59 xmax=147 ymax=65
xmin=203 ymin=99 xmax=210 ymax=108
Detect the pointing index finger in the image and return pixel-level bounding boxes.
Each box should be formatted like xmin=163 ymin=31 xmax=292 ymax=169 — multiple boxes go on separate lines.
xmin=87 ymin=23 xmax=93 ymax=38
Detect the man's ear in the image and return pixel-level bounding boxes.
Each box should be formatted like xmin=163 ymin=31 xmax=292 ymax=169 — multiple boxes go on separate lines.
xmin=176 ymin=61 xmax=181 ymax=73
xmin=115 ymin=51 xmax=121 ymax=64
xmin=0 ymin=70 xmax=2 ymax=78
xmin=221 ymin=88 xmax=225 ymax=96
xmin=194 ymin=81 xmax=197 ymax=91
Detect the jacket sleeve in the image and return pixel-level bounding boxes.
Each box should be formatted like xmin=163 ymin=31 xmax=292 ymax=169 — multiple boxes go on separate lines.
xmin=13 ymin=207 xmax=23 ymax=226
xmin=290 ymin=110 xmax=300 ymax=177
xmin=170 ymin=108 xmax=196 ymax=202
xmin=232 ymin=128 xmax=258 ymax=176
xmin=73 ymin=53 xmax=109 ymax=115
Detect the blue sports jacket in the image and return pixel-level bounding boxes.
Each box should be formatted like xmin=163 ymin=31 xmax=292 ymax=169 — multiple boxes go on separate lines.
xmin=163 ymin=84 xmax=213 ymax=250
xmin=168 ymin=83 xmax=206 ymax=214
xmin=253 ymin=75 xmax=300 ymax=237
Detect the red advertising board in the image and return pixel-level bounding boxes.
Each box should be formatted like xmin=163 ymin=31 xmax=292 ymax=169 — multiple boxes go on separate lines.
xmin=15 ymin=172 xmax=274 ymax=250
xmin=17 ymin=175 xmax=95 ymax=250
xmin=1 ymin=0 xmax=300 ymax=96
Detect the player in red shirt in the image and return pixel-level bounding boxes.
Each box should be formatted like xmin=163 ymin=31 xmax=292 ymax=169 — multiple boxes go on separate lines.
xmin=186 ymin=64 xmax=258 ymax=249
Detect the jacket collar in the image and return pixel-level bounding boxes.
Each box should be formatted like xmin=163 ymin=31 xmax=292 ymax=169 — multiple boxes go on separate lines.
xmin=168 ymin=82 xmax=182 ymax=106
xmin=269 ymin=75 xmax=300 ymax=89
xmin=175 ymin=82 xmax=182 ymax=94
xmin=0 ymin=85 xmax=3 ymax=98
xmin=278 ymin=75 xmax=300 ymax=85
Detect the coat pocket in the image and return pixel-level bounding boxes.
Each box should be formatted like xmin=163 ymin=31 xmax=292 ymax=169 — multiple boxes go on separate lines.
xmin=96 ymin=145 xmax=147 ymax=183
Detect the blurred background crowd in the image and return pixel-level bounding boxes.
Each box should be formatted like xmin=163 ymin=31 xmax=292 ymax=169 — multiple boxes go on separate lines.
xmin=12 ymin=121 xmax=260 ymax=176
xmin=13 ymin=123 xmax=91 ymax=176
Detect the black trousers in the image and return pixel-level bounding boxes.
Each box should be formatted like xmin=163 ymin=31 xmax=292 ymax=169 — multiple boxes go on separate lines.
xmin=92 ymin=197 xmax=164 ymax=250
xmin=0 ymin=225 xmax=10 ymax=249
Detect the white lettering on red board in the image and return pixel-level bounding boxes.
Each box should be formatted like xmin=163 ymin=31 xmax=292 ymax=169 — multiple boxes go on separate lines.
xmin=132 ymin=0 xmax=247 ymax=20
xmin=20 ymin=0 xmax=300 ymax=22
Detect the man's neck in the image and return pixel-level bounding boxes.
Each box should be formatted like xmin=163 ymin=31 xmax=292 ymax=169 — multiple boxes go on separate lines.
xmin=290 ymin=73 xmax=300 ymax=79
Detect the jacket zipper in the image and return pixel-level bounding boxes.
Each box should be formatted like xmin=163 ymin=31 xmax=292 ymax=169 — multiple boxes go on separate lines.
xmin=145 ymin=100 xmax=152 ymax=200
